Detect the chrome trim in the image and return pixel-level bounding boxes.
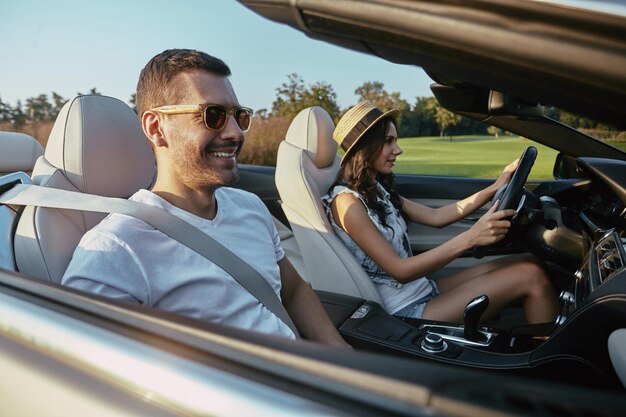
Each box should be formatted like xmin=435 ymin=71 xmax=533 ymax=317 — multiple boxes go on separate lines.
xmin=555 ymin=314 xmax=568 ymax=326
xmin=559 ymin=290 xmax=575 ymax=305
xmin=0 ymin=291 xmax=343 ymax=417
xmin=420 ymin=334 xmax=448 ymax=354
xmin=539 ymin=196 xmax=558 ymax=205
xmin=512 ymin=194 xmax=526 ymax=220
xmin=420 ymin=324 xmax=496 ymax=348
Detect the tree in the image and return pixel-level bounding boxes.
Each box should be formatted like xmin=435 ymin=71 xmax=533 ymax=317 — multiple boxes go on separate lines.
xmin=272 ymin=73 xmax=306 ymax=118
xmin=559 ymin=110 xmax=596 ymax=129
xmin=77 ymin=87 xmax=102 ymax=96
xmin=354 ymin=81 xmax=391 ymax=108
xmin=353 ymin=81 xmax=411 ymax=134
xmin=401 ymin=96 xmax=439 ymax=137
xmin=129 ymin=93 xmax=137 ymax=113
xmin=425 ymin=98 xmax=462 ymax=137
xmin=51 ymin=92 xmax=68 ymax=118
xmin=301 ymin=81 xmax=340 ymax=119
xmin=0 ymin=96 xmax=12 ymax=123
xmin=11 ymin=100 xmax=27 ymax=127
xmin=254 ymin=108 xmax=269 ymax=120
xmin=271 ymin=73 xmax=340 ymax=119
xmin=24 ymin=94 xmax=55 ymax=122
xmin=354 ymin=81 xmax=410 ymax=112
xmin=487 ymin=125 xmax=503 ymax=137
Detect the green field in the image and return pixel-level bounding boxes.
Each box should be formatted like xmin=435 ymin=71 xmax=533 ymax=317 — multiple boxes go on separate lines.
xmin=393 ymin=135 xmax=626 ymax=180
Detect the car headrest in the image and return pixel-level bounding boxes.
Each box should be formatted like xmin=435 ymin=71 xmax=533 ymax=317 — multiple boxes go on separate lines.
xmin=0 ymin=132 xmax=43 ymax=175
xmin=44 ymin=95 xmax=155 ymax=197
xmin=284 ymin=107 xmax=337 ymax=169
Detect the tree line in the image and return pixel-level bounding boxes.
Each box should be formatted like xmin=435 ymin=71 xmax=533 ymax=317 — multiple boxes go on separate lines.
xmin=0 ymin=73 xmax=620 ymax=144
xmin=263 ymin=73 xmax=480 ymax=138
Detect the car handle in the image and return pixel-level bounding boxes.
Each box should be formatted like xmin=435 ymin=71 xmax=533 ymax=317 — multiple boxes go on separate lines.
xmin=460 ymin=217 xmax=480 ymax=223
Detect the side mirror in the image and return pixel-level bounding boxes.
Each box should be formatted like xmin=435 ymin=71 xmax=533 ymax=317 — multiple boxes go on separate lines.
xmin=553 ymin=152 xmax=584 ymax=179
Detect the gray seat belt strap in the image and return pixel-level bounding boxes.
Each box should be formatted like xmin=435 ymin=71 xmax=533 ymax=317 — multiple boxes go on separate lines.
xmin=1 ymin=183 xmax=300 ymax=337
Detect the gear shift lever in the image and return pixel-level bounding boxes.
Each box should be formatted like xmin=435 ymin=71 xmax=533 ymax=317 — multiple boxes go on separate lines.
xmin=464 ymin=294 xmax=489 ymax=341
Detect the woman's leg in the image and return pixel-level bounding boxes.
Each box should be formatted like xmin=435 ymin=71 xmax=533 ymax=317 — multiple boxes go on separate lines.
xmin=421 ymin=255 xmax=559 ymax=324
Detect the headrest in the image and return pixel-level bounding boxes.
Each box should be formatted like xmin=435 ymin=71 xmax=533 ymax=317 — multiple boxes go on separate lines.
xmin=45 ymin=95 xmax=155 ymax=197
xmin=0 ymin=132 xmax=43 ymax=173
xmin=284 ymin=107 xmax=337 ymax=169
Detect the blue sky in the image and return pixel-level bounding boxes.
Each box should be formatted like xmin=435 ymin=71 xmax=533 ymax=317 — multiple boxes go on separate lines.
xmin=1 ymin=0 xmax=433 ymax=112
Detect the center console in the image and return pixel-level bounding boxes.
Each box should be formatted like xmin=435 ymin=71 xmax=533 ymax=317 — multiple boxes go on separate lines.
xmin=318 ymin=230 xmax=626 ymax=388
xmin=320 ymin=291 xmax=536 ymax=367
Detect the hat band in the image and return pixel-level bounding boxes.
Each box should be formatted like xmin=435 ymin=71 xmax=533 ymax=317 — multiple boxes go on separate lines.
xmin=340 ymin=108 xmax=384 ymax=152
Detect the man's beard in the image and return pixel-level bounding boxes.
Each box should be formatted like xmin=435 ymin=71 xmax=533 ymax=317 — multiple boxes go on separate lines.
xmin=172 ymin=137 xmax=240 ymax=190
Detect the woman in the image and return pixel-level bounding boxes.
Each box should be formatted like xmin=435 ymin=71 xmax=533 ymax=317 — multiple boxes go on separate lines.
xmin=322 ymin=101 xmax=559 ymax=324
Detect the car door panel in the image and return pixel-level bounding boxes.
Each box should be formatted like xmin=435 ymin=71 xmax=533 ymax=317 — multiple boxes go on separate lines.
xmin=395 ymin=175 xmax=492 ymax=254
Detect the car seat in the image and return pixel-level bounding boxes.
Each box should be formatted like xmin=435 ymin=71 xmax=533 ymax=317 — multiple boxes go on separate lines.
xmin=0 ymin=132 xmax=45 ymax=271
xmin=13 ymin=95 xmax=156 ymax=282
xmin=0 ymin=132 xmax=44 ymax=177
xmin=8 ymin=94 xmax=305 ymax=284
xmin=275 ymin=106 xmax=384 ymax=304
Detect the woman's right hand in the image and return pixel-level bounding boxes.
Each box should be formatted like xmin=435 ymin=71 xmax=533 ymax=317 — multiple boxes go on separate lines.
xmin=464 ymin=201 xmax=516 ymax=248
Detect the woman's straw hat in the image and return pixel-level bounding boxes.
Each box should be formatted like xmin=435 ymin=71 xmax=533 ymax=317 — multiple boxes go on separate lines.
xmin=333 ymin=101 xmax=398 ymax=164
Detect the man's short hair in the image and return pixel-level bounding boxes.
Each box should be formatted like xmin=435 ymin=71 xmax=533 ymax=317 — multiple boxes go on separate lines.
xmin=136 ymin=49 xmax=231 ymax=117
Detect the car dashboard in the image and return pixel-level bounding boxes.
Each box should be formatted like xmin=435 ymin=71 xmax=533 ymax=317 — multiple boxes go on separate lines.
xmin=556 ymin=157 xmax=626 ymax=306
xmin=574 ymin=229 xmax=625 ymax=306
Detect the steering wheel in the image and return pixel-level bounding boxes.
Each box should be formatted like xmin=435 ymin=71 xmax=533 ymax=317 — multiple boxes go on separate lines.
xmin=473 ymin=146 xmax=537 ymax=258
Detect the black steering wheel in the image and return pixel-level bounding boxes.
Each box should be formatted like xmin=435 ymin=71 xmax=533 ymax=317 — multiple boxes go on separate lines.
xmin=473 ymin=146 xmax=537 ymax=258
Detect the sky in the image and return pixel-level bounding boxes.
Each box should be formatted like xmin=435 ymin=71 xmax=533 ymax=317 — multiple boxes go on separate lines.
xmin=0 ymin=0 xmax=433 ymax=113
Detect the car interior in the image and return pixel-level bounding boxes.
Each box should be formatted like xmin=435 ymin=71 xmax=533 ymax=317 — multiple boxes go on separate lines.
xmin=5 ymin=95 xmax=156 ymax=282
xmin=271 ymin=102 xmax=626 ymax=390
xmin=2 ymin=1 xmax=626 ymax=414
xmin=0 ymin=132 xmax=43 ymax=178
xmin=2 ymin=90 xmax=626 ymax=398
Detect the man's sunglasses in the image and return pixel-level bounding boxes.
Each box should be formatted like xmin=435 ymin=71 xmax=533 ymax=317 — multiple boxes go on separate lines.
xmin=150 ymin=104 xmax=254 ymax=132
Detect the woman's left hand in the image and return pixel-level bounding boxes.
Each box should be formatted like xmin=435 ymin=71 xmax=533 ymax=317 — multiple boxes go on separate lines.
xmin=494 ymin=158 xmax=520 ymax=189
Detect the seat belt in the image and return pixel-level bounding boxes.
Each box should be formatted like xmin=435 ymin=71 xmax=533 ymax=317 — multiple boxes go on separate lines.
xmin=0 ymin=182 xmax=300 ymax=337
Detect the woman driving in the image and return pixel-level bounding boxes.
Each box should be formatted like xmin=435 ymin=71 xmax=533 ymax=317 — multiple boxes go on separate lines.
xmin=322 ymin=101 xmax=559 ymax=324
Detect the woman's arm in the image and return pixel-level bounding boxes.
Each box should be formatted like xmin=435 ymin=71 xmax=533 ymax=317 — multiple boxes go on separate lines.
xmin=332 ymin=193 xmax=515 ymax=283
xmin=402 ymin=159 xmax=519 ymax=228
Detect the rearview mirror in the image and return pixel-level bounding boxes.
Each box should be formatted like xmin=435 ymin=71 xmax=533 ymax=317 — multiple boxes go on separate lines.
xmin=488 ymin=91 xmax=544 ymax=117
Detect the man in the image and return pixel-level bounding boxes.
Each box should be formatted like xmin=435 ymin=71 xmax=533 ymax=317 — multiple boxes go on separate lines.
xmin=63 ymin=49 xmax=347 ymax=347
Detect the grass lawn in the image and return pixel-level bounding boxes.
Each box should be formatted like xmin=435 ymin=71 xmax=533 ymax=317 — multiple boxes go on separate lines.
xmin=610 ymin=142 xmax=626 ymax=152
xmin=394 ymin=136 xmax=560 ymax=180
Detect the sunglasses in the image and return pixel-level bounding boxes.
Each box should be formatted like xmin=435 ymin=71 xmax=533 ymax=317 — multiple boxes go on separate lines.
xmin=150 ymin=104 xmax=254 ymax=132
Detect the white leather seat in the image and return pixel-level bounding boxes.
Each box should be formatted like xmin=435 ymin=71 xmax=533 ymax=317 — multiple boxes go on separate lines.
xmin=0 ymin=132 xmax=44 ymax=177
xmin=275 ymin=107 xmax=383 ymax=304
xmin=14 ymin=95 xmax=156 ymax=282
xmin=0 ymin=132 xmax=45 ymax=271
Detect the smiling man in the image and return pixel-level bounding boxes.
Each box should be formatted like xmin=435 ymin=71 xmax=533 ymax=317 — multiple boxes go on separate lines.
xmin=62 ymin=49 xmax=347 ymax=347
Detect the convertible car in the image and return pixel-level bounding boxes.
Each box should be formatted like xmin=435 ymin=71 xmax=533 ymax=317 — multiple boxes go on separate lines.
xmin=1 ymin=0 xmax=626 ymax=416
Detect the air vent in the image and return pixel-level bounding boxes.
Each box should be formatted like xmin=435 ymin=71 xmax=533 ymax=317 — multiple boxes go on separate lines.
xmin=595 ymin=232 xmax=625 ymax=285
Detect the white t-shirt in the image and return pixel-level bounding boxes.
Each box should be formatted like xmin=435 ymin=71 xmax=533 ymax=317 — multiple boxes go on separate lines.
xmin=62 ymin=188 xmax=296 ymax=339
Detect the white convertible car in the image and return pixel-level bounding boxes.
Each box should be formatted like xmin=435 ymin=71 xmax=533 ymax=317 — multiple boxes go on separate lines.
xmin=1 ymin=1 xmax=626 ymax=416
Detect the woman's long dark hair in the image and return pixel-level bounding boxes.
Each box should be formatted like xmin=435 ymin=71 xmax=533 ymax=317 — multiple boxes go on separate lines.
xmin=330 ymin=116 xmax=404 ymax=228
